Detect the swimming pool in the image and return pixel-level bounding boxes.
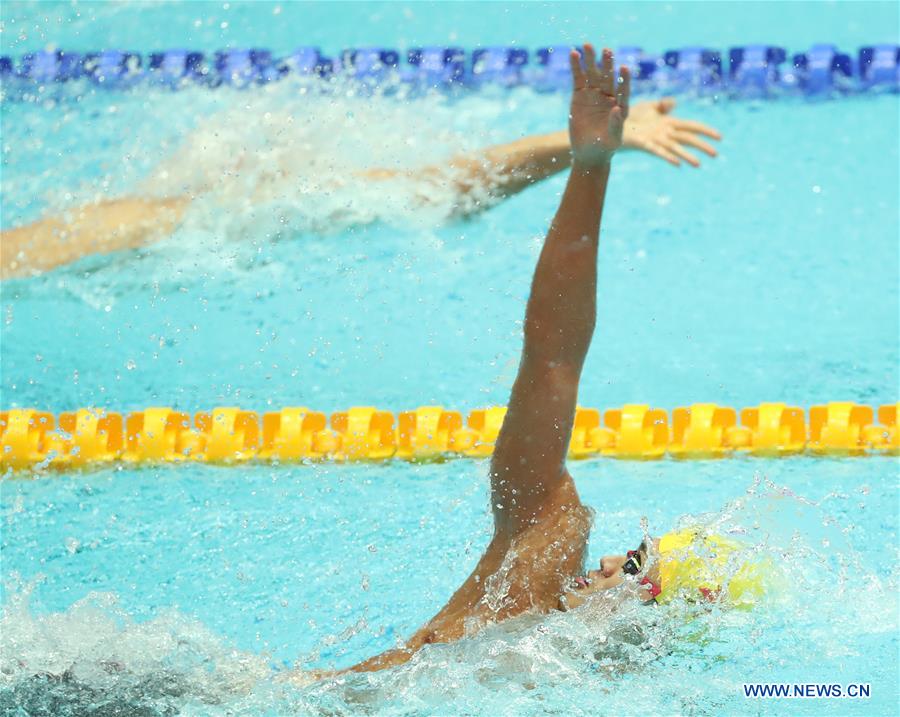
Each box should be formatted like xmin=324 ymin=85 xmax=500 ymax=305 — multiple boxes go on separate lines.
xmin=2 ymin=1 xmax=899 ymax=715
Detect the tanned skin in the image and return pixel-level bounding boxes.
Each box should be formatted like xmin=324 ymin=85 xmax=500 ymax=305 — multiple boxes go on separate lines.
xmin=346 ymin=43 xmax=630 ymax=673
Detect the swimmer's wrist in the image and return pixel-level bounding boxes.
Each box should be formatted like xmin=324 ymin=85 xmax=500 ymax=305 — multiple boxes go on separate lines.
xmin=571 ymin=157 xmax=612 ymax=176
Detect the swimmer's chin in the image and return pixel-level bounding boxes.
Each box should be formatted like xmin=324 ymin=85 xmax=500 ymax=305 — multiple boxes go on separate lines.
xmin=559 ymin=579 xmax=651 ymax=612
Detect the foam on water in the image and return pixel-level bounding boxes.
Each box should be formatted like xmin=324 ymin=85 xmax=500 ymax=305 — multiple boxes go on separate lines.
xmin=143 ymin=83 xmax=473 ymax=234
xmin=0 ymin=579 xmax=271 ymax=716
xmin=3 ymin=478 xmax=895 ymax=716
xmin=4 ymin=78 xmax=563 ymax=303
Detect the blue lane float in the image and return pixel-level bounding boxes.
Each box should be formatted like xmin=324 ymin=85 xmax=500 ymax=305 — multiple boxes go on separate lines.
xmin=1 ymin=44 xmax=898 ymax=97
xmin=728 ymin=46 xmax=787 ymax=95
xmin=662 ymin=48 xmax=723 ymax=93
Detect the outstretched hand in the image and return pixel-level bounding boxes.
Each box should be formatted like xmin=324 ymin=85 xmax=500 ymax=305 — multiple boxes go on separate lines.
xmin=623 ymin=98 xmax=721 ymax=167
xmin=568 ymin=45 xmax=631 ymax=168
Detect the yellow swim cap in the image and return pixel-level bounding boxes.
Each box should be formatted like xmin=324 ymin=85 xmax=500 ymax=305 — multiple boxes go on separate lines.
xmin=656 ymin=528 xmax=769 ymax=608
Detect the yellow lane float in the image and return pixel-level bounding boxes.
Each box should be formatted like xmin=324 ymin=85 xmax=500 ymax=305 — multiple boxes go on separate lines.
xmin=259 ymin=408 xmax=327 ymax=461
xmin=0 ymin=409 xmax=54 ymax=470
xmin=123 ymin=408 xmax=192 ymax=462
xmin=461 ymin=407 xmax=507 ymax=458
xmin=731 ymin=403 xmax=806 ymax=456
xmin=866 ymin=403 xmax=900 ymax=454
xmin=670 ymin=404 xmax=737 ymax=459
xmin=194 ymin=407 xmax=260 ymax=462
xmin=330 ymin=407 xmax=396 ymax=461
xmin=808 ymin=402 xmax=873 ymax=456
xmin=396 ymin=407 xmax=463 ymax=460
xmin=47 ymin=409 xmax=123 ymax=467
xmin=600 ymin=404 xmax=668 ymax=459
xmin=569 ymin=407 xmax=602 ymax=459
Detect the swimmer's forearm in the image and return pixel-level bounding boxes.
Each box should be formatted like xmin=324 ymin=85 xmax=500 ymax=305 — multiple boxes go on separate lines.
xmin=450 ymin=100 xmax=718 ymax=200
xmin=0 ymin=197 xmax=189 ymax=279
xmin=488 ymin=162 xmax=609 ymax=531
xmin=360 ymin=133 xmax=572 ymax=204
xmin=358 ymin=119 xmax=655 ymax=213
xmin=446 ymin=113 xmax=688 ymax=203
xmin=448 ymin=130 xmax=572 ymax=198
xmin=522 ymin=162 xmax=609 ymax=367
xmin=436 ymin=120 xmax=656 ymax=208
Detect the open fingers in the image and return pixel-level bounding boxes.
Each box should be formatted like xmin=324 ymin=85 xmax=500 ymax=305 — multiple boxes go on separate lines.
xmin=673 ymin=118 xmax=722 ymax=140
xmin=616 ymin=65 xmax=631 ymax=117
xmin=672 ymin=130 xmax=718 ymax=157
xmin=648 ymin=142 xmax=682 ymax=167
xmin=582 ymin=43 xmax=603 ymax=85
xmin=597 ymin=47 xmax=615 ymax=93
xmin=569 ymin=49 xmax=587 ymax=88
xmin=662 ymin=139 xmax=700 ymax=167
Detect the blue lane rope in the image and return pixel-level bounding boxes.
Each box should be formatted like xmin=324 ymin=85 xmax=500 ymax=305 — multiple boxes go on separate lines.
xmin=1 ymin=43 xmax=898 ymax=97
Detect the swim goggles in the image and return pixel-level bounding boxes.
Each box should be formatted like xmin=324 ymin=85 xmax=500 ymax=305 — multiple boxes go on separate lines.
xmin=621 ymin=548 xmax=643 ymax=575
xmin=572 ymin=542 xmax=661 ymax=600
xmin=623 ymin=544 xmax=662 ymax=600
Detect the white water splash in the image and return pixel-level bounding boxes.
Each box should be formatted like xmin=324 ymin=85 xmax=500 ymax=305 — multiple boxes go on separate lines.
xmin=0 ymin=578 xmax=271 ymax=716
xmin=2 ymin=480 xmax=896 ymax=716
xmin=139 ymin=79 xmax=524 ymax=241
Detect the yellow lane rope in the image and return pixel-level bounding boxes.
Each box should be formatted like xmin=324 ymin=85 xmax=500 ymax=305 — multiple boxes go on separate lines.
xmin=1 ymin=402 xmax=897 ymax=472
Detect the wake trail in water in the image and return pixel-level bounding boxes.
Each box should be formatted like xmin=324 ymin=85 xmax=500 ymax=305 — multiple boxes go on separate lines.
xmin=138 ymin=80 xmax=542 ymax=242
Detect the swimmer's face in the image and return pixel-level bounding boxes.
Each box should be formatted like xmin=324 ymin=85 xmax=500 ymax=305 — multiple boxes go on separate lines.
xmin=559 ymin=539 xmax=660 ymax=610
xmin=592 ymin=542 xmax=658 ymax=592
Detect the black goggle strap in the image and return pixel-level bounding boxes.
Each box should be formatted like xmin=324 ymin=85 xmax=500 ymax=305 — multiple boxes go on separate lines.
xmin=622 ymin=549 xmax=642 ymax=575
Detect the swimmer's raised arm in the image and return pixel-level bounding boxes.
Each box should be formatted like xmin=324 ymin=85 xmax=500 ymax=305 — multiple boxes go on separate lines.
xmin=338 ymin=46 xmax=630 ymax=677
xmin=490 ymin=45 xmax=628 ymax=534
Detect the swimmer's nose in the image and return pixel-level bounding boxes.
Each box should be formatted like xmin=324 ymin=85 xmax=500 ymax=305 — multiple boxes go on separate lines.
xmin=600 ymin=556 xmax=619 ymax=577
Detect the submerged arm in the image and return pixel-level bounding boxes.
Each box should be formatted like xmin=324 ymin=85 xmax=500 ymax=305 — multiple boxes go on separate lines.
xmin=0 ymin=197 xmax=189 ymax=280
xmin=357 ymin=98 xmax=718 ymax=215
xmin=449 ymin=97 xmax=719 ymax=204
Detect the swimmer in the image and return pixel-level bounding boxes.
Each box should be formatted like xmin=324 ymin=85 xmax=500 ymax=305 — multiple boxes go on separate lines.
xmin=0 ymin=91 xmax=719 ymax=279
xmin=332 ymin=45 xmax=759 ymax=676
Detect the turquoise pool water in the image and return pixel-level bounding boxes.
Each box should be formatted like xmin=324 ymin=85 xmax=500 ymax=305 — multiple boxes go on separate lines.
xmin=2 ymin=2 xmax=899 ymax=716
